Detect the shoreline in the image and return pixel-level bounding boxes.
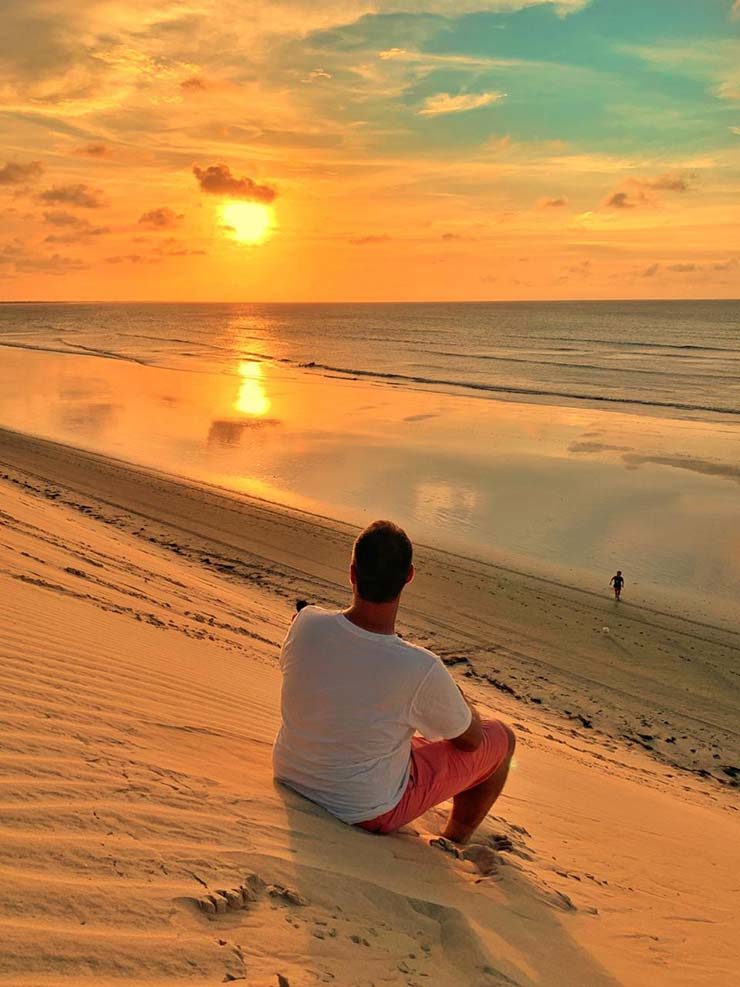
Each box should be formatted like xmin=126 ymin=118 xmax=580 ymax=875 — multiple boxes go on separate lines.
xmin=2 ymin=424 xmax=738 ymax=791
xmin=2 ymin=337 xmax=740 ymax=425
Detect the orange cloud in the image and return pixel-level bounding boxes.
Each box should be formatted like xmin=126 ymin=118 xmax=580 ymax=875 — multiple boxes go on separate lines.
xmin=74 ymin=144 xmax=111 ymax=158
xmin=42 ymin=210 xmax=109 ymax=242
xmin=601 ymin=172 xmax=695 ymax=209
xmin=640 ymin=258 xmax=737 ymax=278
xmin=181 ymin=77 xmax=208 ymax=91
xmin=193 ymin=164 xmax=276 ymax=202
xmin=43 ymin=211 xmax=84 ymax=227
xmin=0 ymin=160 xmax=44 ymax=184
xmin=537 ymin=196 xmax=568 ymax=208
xmin=139 ymin=207 xmax=183 ymax=228
xmin=39 ymin=184 xmax=106 ymax=208
xmin=106 ymin=254 xmax=152 ymax=265
xmin=45 ymin=228 xmax=109 ymax=244
xmin=641 ymin=172 xmax=695 ymax=192
xmin=0 ymin=240 xmax=87 ymax=274
xmin=603 ymin=190 xmax=635 ymax=209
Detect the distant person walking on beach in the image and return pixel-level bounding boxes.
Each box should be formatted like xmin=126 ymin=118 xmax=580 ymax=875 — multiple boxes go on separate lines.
xmin=273 ymin=520 xmax=515 ymax=845
xmin=610 ymin=570 xmax=624 ymax=601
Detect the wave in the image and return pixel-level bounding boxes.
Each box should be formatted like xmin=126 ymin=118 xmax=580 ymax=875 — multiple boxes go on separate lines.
xmin=123 ymin=332 xmax=271 ymax=354
xmin=0 ymin=338 xmax=150 ymax=366
xmin=68 ymin=341 xmax=150 ymax=365
xmin=298 ymin=361 xmax=740 ymax=417
xmin=423 ymin=350 xmax=740 ymax=381
xmin=0 ymin=337 xmax=282 ymax=376
xmin=519 ymin=335 xmax=737 ymax=353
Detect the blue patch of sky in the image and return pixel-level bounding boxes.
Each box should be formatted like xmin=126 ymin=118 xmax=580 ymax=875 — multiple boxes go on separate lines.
xmin=306 ymin=0 xmax=737 ymax=156
xmin=413 ymin=0 xmax=738 ymax=148
xmin=435 ymin=0 xmax=734 ymax=63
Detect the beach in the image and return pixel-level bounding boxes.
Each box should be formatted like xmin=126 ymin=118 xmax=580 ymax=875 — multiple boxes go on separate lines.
xmin=1 ymin=425 xmax=738 ymax=986
xmin=2 ymin=0 xmax=739 ymax=978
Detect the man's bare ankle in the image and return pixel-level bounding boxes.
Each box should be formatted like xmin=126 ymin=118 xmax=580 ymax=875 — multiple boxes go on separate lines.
xmin=441 ymin=824 xmax=475 ymax=845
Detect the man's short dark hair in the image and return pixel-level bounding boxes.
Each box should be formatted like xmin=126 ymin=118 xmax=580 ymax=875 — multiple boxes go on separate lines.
xmin=353 ymin=520 xmax=413 ymax=603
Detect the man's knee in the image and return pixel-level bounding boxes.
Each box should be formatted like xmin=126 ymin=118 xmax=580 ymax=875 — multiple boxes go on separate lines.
xmin=482 ymin=719 xmax=516 ymax=758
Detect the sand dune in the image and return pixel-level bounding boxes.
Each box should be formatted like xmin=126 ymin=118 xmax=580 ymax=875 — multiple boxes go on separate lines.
xmin=1 ymin=430 xmax=739 ymax=986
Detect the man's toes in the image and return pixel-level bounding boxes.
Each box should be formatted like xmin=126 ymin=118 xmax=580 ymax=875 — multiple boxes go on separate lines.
xmin=429 ymin=836 xmax=464 ymax=858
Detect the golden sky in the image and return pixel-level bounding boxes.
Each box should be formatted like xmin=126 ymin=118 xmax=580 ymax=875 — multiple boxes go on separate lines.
xmin=0 ymin=0 xmax=738 ymax=301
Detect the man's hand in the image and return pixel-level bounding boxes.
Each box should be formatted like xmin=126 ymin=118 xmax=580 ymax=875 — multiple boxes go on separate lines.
xmin=450 ymin=699 xmax=484 ymax=752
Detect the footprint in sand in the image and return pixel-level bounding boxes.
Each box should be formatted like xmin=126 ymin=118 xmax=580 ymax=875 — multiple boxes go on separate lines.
xmin=190 ymin=873 xmax=265 ymax=918
xmin=194 ymin=885 xmax=257 ymax=917
xmin=190 ymin=876 xmax=308 ymax=919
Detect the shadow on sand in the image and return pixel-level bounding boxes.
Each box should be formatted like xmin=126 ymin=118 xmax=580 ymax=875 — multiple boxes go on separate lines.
xmin=274 ymin=783 xmax=623 ymax=987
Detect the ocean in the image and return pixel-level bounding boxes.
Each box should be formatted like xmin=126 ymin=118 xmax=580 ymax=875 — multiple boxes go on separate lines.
xmin=1 ymin=299 xmax=738 ymax=419
xmin=1 ymin=299 xmax=738 ymax=624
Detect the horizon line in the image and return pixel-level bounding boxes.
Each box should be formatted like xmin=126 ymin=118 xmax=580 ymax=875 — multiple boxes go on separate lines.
xmin=1 ymin=297 xmax=738 ymax=306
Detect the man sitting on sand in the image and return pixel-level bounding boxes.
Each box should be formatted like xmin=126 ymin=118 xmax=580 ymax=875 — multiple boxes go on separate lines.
xmin=273 ymin=520 xmax=515 ymax=844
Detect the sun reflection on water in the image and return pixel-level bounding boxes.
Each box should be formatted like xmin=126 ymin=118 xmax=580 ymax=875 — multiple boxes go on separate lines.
xmin=234 ymin=360 xmax=271 ymax=416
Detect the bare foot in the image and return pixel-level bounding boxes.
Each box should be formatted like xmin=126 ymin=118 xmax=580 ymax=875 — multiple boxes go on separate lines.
xmin=430 ymin=837 xmax=500 ymax=876
xmin=429 ymin=836 xmax=464 ymax=858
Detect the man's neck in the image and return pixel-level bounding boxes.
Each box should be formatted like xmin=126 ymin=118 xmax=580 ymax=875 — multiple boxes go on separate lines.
xmin=342 ymin=596 xmax=399 ymax=635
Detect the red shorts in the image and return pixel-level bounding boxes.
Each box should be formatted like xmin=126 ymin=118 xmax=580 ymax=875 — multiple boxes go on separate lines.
xmin=357 ymin=719 xmax=512 ymax=835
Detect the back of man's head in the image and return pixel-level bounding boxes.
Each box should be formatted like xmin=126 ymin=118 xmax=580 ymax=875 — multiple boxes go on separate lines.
xmin=352 ymin=520 xmax=413 ymax=603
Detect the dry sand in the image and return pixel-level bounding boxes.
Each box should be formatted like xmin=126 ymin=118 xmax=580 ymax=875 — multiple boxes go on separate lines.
xmin=0 ymin=426 xmax=738 ymax=987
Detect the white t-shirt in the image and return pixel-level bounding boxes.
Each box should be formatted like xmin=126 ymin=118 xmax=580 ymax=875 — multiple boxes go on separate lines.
xmin=272 ymin=606 xmax=472 ymax=824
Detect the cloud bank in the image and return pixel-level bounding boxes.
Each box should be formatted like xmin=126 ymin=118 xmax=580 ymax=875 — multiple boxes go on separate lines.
xmin=39 ymin=184 xmax=106 ymax=208
xmin=193 ymin=165 xmax=276 ymax=202
xmin=139 ymin=207 xmax=184 ymax=228
xmin=0 ymin=160 xmax=44 ymax=185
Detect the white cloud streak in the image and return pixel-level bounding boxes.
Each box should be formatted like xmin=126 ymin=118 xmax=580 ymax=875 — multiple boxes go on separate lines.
xmin=418 ymin=91 xmax=505 ymax=116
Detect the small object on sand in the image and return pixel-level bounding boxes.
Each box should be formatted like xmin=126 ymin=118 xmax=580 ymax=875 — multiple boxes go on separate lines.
xmin=277 ymin=976 xmax=291 ymax=987
xmin=602 ymin=626 xmax=610 ymax=635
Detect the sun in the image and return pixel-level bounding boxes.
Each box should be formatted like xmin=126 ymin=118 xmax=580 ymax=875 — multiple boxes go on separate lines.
xmin=220 ymin=201 xmax=273 ymax=244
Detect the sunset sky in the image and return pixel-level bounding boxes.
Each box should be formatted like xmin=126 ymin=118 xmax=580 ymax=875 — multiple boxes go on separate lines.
xmin=1 ymin=0 xmax=738 ymax=301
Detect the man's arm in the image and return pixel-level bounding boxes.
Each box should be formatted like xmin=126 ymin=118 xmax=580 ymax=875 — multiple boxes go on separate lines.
xmin=450 ymin=695 xmax=484 ymax=752
xmin=409 ymin=661 xmax=483 ymax=747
